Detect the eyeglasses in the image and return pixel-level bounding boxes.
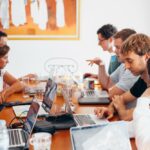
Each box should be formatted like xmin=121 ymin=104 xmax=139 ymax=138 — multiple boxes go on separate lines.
xmin=98 ymin=38 xmax=106 ymax=43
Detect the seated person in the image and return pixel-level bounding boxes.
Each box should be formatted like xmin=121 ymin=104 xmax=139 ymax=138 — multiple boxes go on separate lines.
xmin=0 ymin=45 xmax=25 ymax=104
xmin=84 ymin=24 xmax=118 ymax=79
xmin=88 ymin=29 xmax=139 ymax=97
xmin=94 ymin=33 xmax=150 ymax=121
xmin=0 ymin=31 xmax=37 ymax=82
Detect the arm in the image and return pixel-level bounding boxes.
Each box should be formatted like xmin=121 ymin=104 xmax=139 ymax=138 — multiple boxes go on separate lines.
xmin=108 ymin=85 xmax=125 ymax=98
xmin=1 ymin=72 xmax=25 ymax=101
xmin=112 ymin=92 xmax=136 ymax=121
xmin=141 ymin=88 xmax=150 ymax=97
xmin=98 ymin=64 xmax=114 ymax=90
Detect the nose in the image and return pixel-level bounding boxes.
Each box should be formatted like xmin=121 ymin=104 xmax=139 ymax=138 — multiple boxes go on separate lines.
xmin=124 ymin=62 xmax=130 ymax=69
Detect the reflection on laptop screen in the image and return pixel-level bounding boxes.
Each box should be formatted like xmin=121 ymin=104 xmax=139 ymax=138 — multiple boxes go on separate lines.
xmin=42 ymin=78 xmax=57 ymax=112
xmin=23 ymin=100 xmax=40 ymax=134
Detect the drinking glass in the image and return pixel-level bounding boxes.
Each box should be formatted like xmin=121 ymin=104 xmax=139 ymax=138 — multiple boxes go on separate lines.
xmin=30 ymin=132 xmax=52 ymax=150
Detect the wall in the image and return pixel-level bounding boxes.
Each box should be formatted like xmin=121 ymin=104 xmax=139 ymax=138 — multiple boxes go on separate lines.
xmin=6 ymin=0 xmax=150 ymax=78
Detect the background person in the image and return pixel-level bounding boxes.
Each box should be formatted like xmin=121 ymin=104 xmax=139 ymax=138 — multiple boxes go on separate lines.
xmin=0 ymin=45 xmax=24 ymax=104
xmin=84 ymin=24 xmax=118 ymax=79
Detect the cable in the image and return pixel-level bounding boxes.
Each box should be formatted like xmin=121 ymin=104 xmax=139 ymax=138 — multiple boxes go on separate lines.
xmin=8 ymin=110 xmax=28 ymax=128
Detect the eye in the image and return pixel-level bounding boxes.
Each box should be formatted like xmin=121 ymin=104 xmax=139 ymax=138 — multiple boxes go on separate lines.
xmin=127 ymin=60 xmax=133 ymax=64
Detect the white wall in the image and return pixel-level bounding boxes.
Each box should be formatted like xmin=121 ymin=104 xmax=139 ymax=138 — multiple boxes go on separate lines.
xmin=6 ymin=0 xmax=150 ymax=77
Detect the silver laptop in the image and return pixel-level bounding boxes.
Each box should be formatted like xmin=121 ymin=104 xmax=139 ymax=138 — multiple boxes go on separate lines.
xmin=13 ymin=78 xmax=57 ymax=117
xmin=78 ymin=89 xmax=110 ymax=104
xmin=70 ymin=121 xmax=132 ymax=150
xmin=64 ymin=93 xmax=108 ymax=126
xmin=8 ymin=99 xmax=40 ymax=148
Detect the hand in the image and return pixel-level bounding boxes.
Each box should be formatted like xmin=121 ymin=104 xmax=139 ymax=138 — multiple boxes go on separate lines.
xmin=112 ymin=95 xmax=125 ymax=110
xmin=94 ymin=107 xmax=114 ymax=119
xmin=86 ymin=57 xmax=103 ymax=66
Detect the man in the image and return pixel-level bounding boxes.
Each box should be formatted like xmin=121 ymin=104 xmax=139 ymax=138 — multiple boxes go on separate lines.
xmin=95 ymin=33 xmax=150 ymax=121
xmin=84 ymin=24 xmax=118 ymax=79
xmin=90 ymin=29 xmax=139 ymax=97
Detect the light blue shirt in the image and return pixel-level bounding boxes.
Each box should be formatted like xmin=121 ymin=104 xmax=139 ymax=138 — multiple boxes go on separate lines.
xmin=110 ymin=64 xmax=139 ymax=91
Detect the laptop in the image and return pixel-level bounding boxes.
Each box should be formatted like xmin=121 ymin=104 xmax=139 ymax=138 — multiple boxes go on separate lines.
xmin=78 ymin=89 xmax=110 ymax=104
xmin=13 ymin=78 xmax=57 ymax=117
xmin=70 ymin=121 xmax=132 ymax=150
xmin=64 ymin=93 xmax=108 ymax=126
xmin=8 ymin=99 xmax=40 ymax=148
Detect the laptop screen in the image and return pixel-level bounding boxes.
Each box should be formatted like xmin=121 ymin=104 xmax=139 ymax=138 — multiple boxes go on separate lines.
xmin=42 ymin=78 xmax=57 ymax=113
xmin=23 ymin=99 xmax=40 ymax=134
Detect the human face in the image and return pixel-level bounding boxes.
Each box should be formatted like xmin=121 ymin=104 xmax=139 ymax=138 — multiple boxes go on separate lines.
xmin=114 ymin=38 xmax=123 ymax=62
xmin=98 ymin=33 xmax=111 ymax=52
xmin=121 ymin=51 xmax=147 ymax=76
xmin=0 ymin=53 xmax=9 ymax=69
xmin=0 ymin=37 xmax=7 ymax=46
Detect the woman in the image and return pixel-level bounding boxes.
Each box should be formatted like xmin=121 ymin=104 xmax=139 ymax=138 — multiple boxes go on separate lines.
xmin=0 ymin=45 xmax=24 ymax=104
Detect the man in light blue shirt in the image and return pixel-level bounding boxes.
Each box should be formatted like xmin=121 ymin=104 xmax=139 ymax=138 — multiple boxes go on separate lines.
xmin=91 ymin=29 xmax=139 ymax=98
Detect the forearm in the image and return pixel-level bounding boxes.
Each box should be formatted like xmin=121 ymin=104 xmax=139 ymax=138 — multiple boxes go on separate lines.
xmin=122 ymin=91 xmax=136 ymax=104
xmin=3 ymin=81 xmax=25 ymax=100
xmin=98 ymin=64 xmax=110 ymax=89
xmin=117 ymin=108 xmax=134 ymax=121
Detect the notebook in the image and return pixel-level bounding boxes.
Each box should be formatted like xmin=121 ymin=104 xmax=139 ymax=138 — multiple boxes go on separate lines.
xmin=64 ymin=93 xmax=108 ymax=126
xmin=78 ymin=89 xmax=110 ymax=104
xmin=8 ymin=99 xmax=40 ymax=148
xmin=13 ymin=78 xmax=57 ymax=117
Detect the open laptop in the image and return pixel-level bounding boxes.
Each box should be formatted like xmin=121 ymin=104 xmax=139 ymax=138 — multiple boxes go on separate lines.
xmin=78 ymin=89 xmax=110 ymax=104
xmin=70 ymin=121 xmax=132 ymax=150
xmin=13 ymin=78 xmax=57 ymax=117
xmin=64 ymin=94 xmax=108 ymax=126
xmin=8 ymin=99 xmax=40 ymax=148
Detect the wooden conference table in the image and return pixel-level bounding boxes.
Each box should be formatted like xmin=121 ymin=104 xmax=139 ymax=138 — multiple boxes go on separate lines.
xmin=0 ymin=93 xmax=137 ymax=150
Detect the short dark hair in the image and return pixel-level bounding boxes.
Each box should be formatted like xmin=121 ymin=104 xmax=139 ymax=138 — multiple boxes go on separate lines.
xmin=0 ymin=31 xmax=7 ymax=38
xmin=0 ymin=45 xmax=10 ymax=57
xmin=114 ymin=28 xmax=136 ymax=41
xmin=97 ymin=24 xmax=117 ymax=39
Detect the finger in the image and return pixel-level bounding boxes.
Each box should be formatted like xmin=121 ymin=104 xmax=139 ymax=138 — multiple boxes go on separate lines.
xmin=97 ymin=109 xmax=105 ymax=118
xmin=94 ymin=108 xmax=100 ymax=115
xmin=107 ymin=114 xmax=113 ymax=120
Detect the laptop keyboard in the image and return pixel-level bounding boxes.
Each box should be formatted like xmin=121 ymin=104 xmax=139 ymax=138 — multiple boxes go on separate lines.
xmin=8 ymin=129 xmax=26 ymax=146
xmin=74 ymin=115 xmax=96 ymax=126
xmin=85 ymin=90 xmax=96 ymax=97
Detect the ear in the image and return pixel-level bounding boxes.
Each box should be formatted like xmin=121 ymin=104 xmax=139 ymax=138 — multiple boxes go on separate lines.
xmin=109 ymin=37 xmax=113 ymax=43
